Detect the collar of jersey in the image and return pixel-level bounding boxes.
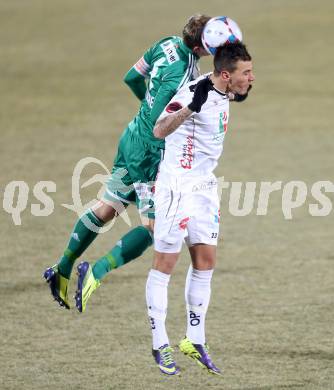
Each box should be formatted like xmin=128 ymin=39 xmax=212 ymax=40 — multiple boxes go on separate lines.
xmin=212 ymin=86 xmax=228 ymax=97
xmin=204 ymin=73 xmax=228 ymax=97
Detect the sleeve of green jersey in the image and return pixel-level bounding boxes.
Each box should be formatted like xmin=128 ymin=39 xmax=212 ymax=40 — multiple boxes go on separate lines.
xmin=150 ymin=69 xmax=184 ymax=124
xmin=123 ymin=68 xmax=146 ymax=101
xmin=123 ymin=48 xmax=153 ymax=101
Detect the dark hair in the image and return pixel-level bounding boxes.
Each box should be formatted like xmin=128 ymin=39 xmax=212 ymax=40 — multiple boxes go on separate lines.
xmin=182 ymin=14 xmax=211 ymax=50
xmin=214 ymin=42 xmax=252 ymax=75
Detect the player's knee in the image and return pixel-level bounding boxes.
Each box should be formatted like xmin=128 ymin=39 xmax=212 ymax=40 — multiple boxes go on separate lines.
xmin=189 ymin=244 xmax=216 ymax=270
xmin=142 ymin=218 xmax=154 ymax=233
xmin=193 ymin=259 xmax=216 ymax=270
xmin=92 ymin=201 xmax=117 ymax=223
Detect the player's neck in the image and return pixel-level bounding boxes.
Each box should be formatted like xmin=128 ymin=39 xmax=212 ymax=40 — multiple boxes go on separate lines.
xmin=209 ymin=74 xmax=228 ymax=94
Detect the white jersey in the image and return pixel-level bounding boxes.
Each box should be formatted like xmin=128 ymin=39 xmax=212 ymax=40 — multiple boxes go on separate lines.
xmin=158 ymin=73 xmax=230 ymax=177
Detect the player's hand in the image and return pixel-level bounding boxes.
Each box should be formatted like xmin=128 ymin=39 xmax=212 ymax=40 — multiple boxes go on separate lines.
xmin=188 ymin=77 xmax=214 ymax=113
xmin=232 ymin=85 xmax=252 ymax=103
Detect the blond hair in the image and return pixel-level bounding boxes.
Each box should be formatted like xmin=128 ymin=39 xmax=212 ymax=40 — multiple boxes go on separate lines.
xmin=182 ymin=14 xmax=211 ymax=50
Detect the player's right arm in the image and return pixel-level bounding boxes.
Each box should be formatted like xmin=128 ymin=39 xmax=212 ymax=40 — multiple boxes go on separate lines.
xmin=154 ymin=77 xmax=213 ymax=139
xmin=123 ymin=49 xmax=153 ymax=101
xmin=154 ymin=105 xmax=192 ymax=139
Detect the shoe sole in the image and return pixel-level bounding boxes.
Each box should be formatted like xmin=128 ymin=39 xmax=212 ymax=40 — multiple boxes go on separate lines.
xmin=159 ymin=367 xmax=180 ymax=376
xmin=75 ymin=262 xmax=89 ymax=313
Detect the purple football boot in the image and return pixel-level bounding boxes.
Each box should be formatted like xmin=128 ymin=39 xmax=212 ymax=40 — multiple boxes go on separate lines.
xmin=43 ymin=264 xmax=70 ymax=309
xmin=152 ymin=344 xmax=180 ymax=375
xmin=179 ymin=337 xmax=222 ymax=375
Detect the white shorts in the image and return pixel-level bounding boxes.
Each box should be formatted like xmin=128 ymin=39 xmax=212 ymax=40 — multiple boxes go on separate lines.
xmin=154 ymin=173 xmax=220 ymax=253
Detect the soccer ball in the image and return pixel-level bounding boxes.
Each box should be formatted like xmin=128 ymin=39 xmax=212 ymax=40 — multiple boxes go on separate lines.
xmin=201 ymin=16 xmax=243 ymax=55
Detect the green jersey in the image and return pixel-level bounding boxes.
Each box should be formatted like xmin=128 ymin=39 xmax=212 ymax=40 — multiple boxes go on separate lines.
xmin=124 ymin=36 xmax=200 ymax=148
xmin=105 ymin=37 xmax=200 ymax=215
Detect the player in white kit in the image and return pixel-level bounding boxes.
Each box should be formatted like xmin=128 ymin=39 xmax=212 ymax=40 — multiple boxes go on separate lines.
xmin=145 ymin=42 xmax=255 ymax=375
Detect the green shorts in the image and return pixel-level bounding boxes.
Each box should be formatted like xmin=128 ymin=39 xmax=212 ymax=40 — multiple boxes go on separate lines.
xmin=102 ymin=128 xmax=163 ymax=219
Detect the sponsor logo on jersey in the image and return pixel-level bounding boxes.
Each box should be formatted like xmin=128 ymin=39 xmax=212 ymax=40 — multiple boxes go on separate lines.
xmin=213 ymin=111 xmax=228 ymax=141
xmin=192 ymin=179 xmax=217 ymax=192
xmin=166 ymin=101 xmax=183 ymax=113
xmin=161 ymin=40 xmax=180 ymax=64
xmin=220 ymin=111 xmax=228 ymax=133
xmin=180 ymin=135 xmax=194 ymax=169
xmin=214 ymin=209 xmax=221 ymax=223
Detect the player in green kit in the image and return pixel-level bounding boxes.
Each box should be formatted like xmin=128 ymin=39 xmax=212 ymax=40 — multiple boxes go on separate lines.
xmin=43 ymin=15 xmax=212 ymax=312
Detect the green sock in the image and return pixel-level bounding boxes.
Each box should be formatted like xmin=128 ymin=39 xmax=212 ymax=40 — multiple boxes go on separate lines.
xmin=92 ymin=225 xmax=153 ymax=281
xmin=58 ymin=209 xmax=104 ymax=279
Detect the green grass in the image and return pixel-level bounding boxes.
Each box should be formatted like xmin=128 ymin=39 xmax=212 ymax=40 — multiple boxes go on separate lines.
xmin=0 ymin=1 xmax=334 ymax=389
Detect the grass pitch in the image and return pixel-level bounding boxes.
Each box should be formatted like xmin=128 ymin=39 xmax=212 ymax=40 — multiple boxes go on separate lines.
xmin=0 ymin=1 xmax=333 ymax=389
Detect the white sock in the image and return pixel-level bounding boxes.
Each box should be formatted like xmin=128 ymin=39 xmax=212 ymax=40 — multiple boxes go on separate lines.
xmin=146 ymin=269 xmax=171 ymax=350
xmin=185 ymin=266 xmax=213 ymax=345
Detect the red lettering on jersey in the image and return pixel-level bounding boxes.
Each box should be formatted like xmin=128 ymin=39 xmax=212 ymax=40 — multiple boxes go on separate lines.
xmin=180 ymin=135 xmax=194 ymax=169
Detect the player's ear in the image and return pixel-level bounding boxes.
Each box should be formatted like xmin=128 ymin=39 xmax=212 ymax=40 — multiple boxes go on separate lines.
xmin=221 ymin=70 xmax=230 ymax=81
xmin=192 ymin=46 xmax=201 ymax=56
xmin=193 ymin=46 xmax=208 ymax=57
